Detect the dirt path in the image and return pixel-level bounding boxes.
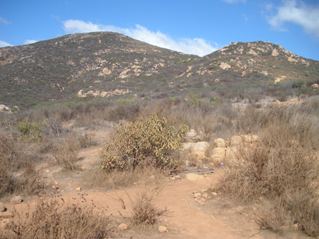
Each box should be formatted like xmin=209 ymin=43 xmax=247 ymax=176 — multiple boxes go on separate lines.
xmin=47 ymin=170 xmax=306 ymax=239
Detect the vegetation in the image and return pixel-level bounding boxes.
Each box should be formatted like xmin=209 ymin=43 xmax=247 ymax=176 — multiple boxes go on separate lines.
xmin=131 ymin=191 xmax=166 ymax=225
xmin=217 ymin=106 xmax=319 ymax=236
xmin=0 ymin=198 xmax=113 ymax=239
xmin=101 ymin=114 xmax=187 ymax=172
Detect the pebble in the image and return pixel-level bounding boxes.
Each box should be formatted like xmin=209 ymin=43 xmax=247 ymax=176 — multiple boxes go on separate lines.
xmin=76 ymin=187 xmax=81 ymax=191
xmin=118 ymin=223 xmax=128 ymax=231
xmin=158 ymin=225 xmax=168 ymax=233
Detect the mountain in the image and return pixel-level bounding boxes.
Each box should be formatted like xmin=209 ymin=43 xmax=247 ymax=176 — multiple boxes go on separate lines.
xmin=0 ymin=32 xmax=318 ymax=109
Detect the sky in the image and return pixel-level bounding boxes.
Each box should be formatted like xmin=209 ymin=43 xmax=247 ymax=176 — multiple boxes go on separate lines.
xmin=0 ymin=0 xmax=319 ymax=59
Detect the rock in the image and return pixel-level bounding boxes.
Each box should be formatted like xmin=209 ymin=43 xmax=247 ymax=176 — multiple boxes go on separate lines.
xmin=202 ymin=192 xmax=209 ymax=199
xmin=0 ymin=104 xmax=11 ymax=113
xmin=271 ymin=48 xmax=279 ymax=57
xmin=76 ymin=187 xmax=81 ymax=191
xmin=211 ymin=192 xmax=218 ymax=196
xmin=11 ymin=195 xmax=23 ymax=204
xmin=311 ymin=83 xmax=319 ymax=89
xmin=219 ymin=62 xmax=231 ymax=70
xmin=193 ymin=192 xmax=202 ymax=198
xmin=214 ymin=138 xmax=226 ymax=148
xmin=185 ymin=173 xmax=204 ymax=182
xmin=248 ymin=49 xmax=258 ymax=56
xmin=0 ymin=202 xmax=7 ymax=212
xmin=118 ymin=223 xmax=128 ymax=231
xmin=185 ymin=129 xmax=198 ymax=141
xmin=158 ymin=225 xmax=168 ymax=233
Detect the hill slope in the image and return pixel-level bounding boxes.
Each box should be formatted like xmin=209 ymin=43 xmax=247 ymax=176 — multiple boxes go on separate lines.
xmin=0 ymin=33 xmax=318 ymax=109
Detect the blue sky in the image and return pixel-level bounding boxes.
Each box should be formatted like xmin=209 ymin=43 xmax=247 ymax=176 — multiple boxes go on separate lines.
xmin=0 ymin=0 xmax=319 ymax=59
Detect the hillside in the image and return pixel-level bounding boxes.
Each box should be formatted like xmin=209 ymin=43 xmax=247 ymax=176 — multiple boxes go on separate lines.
xmin=0 ymin=32 xmax=318 ymax=109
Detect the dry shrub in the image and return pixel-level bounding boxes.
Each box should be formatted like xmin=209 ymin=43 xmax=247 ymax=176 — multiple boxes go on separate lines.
xmin=131 ymin=192 xmax=166 ymax=225
xmin=78 ymin=133 xmax=96 ymax=148
xmin=255 ymin=199 xmax=290 ymax=232
xmin=0 ymin=131 xmax=44 ymax=198
xmin=0 ymin=198 xmax=113 ymax=239
xmin=0 ymin=132 xmax=18 ymax=196
xmin=17 ymin=120 xmax=42 ymax=142
xmin=101 ymin=115 xmax=187 ymax=172
xmin=53 ymin=136 xmax=80 ymax=170
xmin=218 ymin=120 xmax=319 ymax=236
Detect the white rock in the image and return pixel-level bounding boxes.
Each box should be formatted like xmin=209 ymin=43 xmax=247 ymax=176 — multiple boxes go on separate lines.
xmin=219 ymin=62 xmax=231 ymax=70
xmin=76 ymin=187 xmax=81 ymax=191
xmin=185 ymin=129 xmax=198 ymax=141
xmin=0 ymin=104 xmax=11 ymax=113
xmin=158 ymin=225 xmax=168 ymax=233
xmin=193 ymin=192 xmax=202 ymax=198
xmin=311 ymin=83 xmax=319 ymax=89
xmin=271 ymin=48 xmax=279 ymax=57
xmin=118 ymin=223 xmax=128 ymax=230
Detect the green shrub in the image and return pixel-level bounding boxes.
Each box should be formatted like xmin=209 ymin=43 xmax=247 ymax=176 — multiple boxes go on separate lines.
xmin=17 ymin=121 xmax=42 ymax=141
xmin=101 ymin=115 xmax=187 ymax=172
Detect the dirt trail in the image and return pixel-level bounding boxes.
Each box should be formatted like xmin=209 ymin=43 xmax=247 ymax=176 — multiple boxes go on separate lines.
xmin=52 ymin=171 xmax=306 ymax=239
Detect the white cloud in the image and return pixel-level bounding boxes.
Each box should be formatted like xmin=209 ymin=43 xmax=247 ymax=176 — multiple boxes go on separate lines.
xmin=63 ymin=19 xmax=217 ymax=56
xmin=23 ymin=39 xmax=38 ymax=45
xmin=0 ymin=40 xmax=12 ymax=47
xmin=223 ymin=0 xmax=247 ymax=4
xmin=269 ymin=0 xmax=319 ymax=37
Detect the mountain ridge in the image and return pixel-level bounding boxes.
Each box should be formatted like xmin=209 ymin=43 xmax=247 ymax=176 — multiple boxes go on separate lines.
xmin=0 ymin=32 xmax=318 ymax=109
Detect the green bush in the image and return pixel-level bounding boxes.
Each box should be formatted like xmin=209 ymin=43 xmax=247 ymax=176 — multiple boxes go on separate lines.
xmin=17 ymin=121 xmax=42 ymax=141
xmin=101 ymin=115 xmax=187 ymax=172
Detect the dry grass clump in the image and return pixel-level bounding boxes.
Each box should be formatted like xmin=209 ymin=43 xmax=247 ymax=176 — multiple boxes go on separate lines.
xmin=101 ymin=114 xmax=187 ymax=172
xmin=53 ymin=136 xmax=80 ymax=170
xmin=217 ymin=118 xmax=319 ymax=236
xmin=131 ymin=192 xmax=166 ymax=225
xmin=0 ymin=198 xmax=113 ymax=239
xmin=17 ymin=120 xmax=42 ymax=142
xmin=0 ymin=131 xmax=45 ymax=198
xmin=0 ymin=131 xmax=16 ymax=196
